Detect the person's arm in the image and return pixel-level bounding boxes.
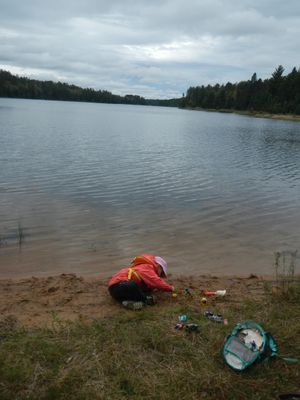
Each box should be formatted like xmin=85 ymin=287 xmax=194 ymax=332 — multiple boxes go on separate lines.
xmin=139 ymin=269 xmax=174 ymax=291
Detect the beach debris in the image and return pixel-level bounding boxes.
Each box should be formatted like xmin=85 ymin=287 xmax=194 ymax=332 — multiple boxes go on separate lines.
xmin=202 ymin=289 xmax=227 ymax=297
xmin=172 ymin=292 xmax=178 ymax=298
xmin=204 ymin=311 xmax=228 ymax=325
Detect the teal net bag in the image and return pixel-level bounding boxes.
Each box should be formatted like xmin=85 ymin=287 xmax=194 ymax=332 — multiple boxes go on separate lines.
xmin=223 ymin=320 xmax=297 ymax=371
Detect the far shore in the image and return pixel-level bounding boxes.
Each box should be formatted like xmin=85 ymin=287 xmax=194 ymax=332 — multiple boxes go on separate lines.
xmin=184 ymin=106 xmax=300 ymax=122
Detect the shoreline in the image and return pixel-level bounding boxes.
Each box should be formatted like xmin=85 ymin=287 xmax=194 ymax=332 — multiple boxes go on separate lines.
xmin=0 ymin=272 xmax=273 ymax=327
xmin=184 ymin=106 xmax=300 ymax=122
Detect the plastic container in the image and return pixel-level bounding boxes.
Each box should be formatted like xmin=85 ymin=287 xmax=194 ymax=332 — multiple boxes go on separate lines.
xmin=202 ymin=290 xmax=226 ymax=297
xmin=179 ymin=314 xmax=187 ymax=322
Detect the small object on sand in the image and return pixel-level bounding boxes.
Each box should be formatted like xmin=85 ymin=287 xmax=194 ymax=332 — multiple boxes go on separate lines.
xmin=172 ymin=293 xmax=178 ymax=298
xmin=179 ymin=314 xmax=187 ymax=322
xmin=205 ymin=311 xmax=227 ymax=325
xmin=184 ymin=288 xmax=193 ymax=297
xmin=175 ymin=322 xmax=198 ymax=332
xmin=202 ymin=290 xmax=226 ymax=297
xmin=185 ymin=323 xmax=198 ymax=332
xmin=200 ymin=297 xmax=207 ymax=306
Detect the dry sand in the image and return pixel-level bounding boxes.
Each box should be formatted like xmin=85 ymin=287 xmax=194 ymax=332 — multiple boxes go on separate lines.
xmin=0 ymin=273 xmax=269 ymax=327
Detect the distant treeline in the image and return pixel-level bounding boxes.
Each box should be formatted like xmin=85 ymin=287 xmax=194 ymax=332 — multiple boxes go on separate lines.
xmin=0 ymin=70 xmax=181 ymax=107
xmin=183 ymin=66 xmax=300 ymax=115
xmin=1 ymin=66 xmax=300 ymax=115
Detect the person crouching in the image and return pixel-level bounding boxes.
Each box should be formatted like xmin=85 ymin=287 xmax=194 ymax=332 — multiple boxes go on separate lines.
xmin=108 ymin=253 xmax=174 ymax=310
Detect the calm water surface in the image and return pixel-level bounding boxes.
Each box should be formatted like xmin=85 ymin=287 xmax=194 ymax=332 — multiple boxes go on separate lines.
xmin=0 ymin=98 xmax=299 ymax=277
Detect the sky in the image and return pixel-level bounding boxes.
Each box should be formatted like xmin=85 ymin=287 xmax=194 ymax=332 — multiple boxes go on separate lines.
xmin=0 ymin=0 xmax=300 ymax=99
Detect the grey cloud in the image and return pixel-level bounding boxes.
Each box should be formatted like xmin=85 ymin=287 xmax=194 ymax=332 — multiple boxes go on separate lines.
xmin=0 ymin=0 xmax=300 ymax=98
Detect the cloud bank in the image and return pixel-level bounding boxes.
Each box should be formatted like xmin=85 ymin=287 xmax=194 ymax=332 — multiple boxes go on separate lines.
xmin=0 ymin=0 xmax=300 ymax=98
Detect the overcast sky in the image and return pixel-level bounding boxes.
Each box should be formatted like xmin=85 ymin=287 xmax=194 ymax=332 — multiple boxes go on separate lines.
xmin=1 ymin=0 xmax=300 ymax=99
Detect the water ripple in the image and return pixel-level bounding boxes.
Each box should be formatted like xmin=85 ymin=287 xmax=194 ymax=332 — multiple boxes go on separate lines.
xmin=1 ymin=99 xmax=300 ymax=277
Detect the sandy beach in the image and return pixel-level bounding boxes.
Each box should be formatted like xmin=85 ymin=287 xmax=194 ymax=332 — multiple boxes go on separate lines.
xmin=0 ymin=273 xmax=268 ymax=327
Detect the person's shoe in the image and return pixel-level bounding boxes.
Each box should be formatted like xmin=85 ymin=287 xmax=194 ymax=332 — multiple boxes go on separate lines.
xmin=145 ymin=295 xmax=157 ymax=305
xmin=122 ymin=301 xmax=144 ymax=310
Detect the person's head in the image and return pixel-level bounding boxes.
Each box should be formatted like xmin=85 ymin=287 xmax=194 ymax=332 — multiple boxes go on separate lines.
xmin=155 ymin=256 xmax=168 ymax=277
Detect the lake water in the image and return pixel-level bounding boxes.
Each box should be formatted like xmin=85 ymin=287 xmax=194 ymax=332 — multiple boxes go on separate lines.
xmin=0 ymin=98 xmax=299 ymax=278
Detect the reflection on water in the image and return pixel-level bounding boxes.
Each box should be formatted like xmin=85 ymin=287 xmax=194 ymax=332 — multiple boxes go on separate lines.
xmin=0 ymin=98 xmax=300 ymax=278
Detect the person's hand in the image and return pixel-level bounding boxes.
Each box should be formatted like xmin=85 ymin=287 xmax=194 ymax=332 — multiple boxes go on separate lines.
xmin=171 ymin=286 xmax=177 ymax=298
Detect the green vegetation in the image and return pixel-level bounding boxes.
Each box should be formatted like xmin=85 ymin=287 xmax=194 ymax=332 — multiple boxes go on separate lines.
xmin=0 ymin=70 xmax=181 ymax=107
xmin=183 ymin=65 xmax=300 ymax=115
xmin=17 ymin=222 xmax=24 ymax=247
xmin=1 ymin=65 xmax=300 ymax=116
xmin=274 ymin=250 xmax=298 ymax=293
xmin=0 ymin=286 xmax=299 ymax=400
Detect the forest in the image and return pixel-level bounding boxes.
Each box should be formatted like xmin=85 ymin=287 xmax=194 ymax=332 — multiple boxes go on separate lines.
xmin=183 ymin=66 xmax=300 ymax=115
xmin=1 ymin=66 xmax=300 ymax=114
xmin=0 ymin=70 xmax=180 ymax=107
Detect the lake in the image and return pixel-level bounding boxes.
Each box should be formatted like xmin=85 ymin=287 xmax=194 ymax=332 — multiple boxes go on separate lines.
xmin=0 ymin=98 xmax=299 ymax=278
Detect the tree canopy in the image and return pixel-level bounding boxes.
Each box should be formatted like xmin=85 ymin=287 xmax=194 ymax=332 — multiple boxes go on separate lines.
xmin=0 ymin=70 xmax=181 ymax=107
xmin=183 ymin=66 xmax=300 ymax=115
xmin=1 ymin=66 xmax=300 ymax=114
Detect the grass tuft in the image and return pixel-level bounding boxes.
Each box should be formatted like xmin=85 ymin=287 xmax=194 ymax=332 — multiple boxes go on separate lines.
xmin=273 ymin=250 xmax=298 ymax=293
xmin=17 ymin=221 xmax=24 ymax=247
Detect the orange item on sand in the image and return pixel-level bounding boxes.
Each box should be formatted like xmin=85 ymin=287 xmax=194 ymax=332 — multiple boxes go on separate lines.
xmin=202 ymin=290 xmax=226 ymax=297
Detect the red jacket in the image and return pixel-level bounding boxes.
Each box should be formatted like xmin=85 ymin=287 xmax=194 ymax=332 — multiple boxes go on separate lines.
xmin=108 ymin=254 xmax=173 ymax=292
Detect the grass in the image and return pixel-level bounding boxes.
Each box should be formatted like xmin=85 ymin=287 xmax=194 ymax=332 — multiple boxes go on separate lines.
xmin=0 ymin=286 xmax=299 ymax=400
xmin=274 ymin=250 xmax=298 ymax=293
xmin=17 ymin=221 xmax=24 ymax=247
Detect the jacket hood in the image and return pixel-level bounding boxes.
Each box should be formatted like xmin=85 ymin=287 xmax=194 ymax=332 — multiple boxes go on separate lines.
xmin=131 ymin=254 xmax=159 ymax=273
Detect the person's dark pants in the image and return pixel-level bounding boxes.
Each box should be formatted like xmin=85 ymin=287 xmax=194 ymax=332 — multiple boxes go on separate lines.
xmin=109 ymin=280 xmax=147 ymax=303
